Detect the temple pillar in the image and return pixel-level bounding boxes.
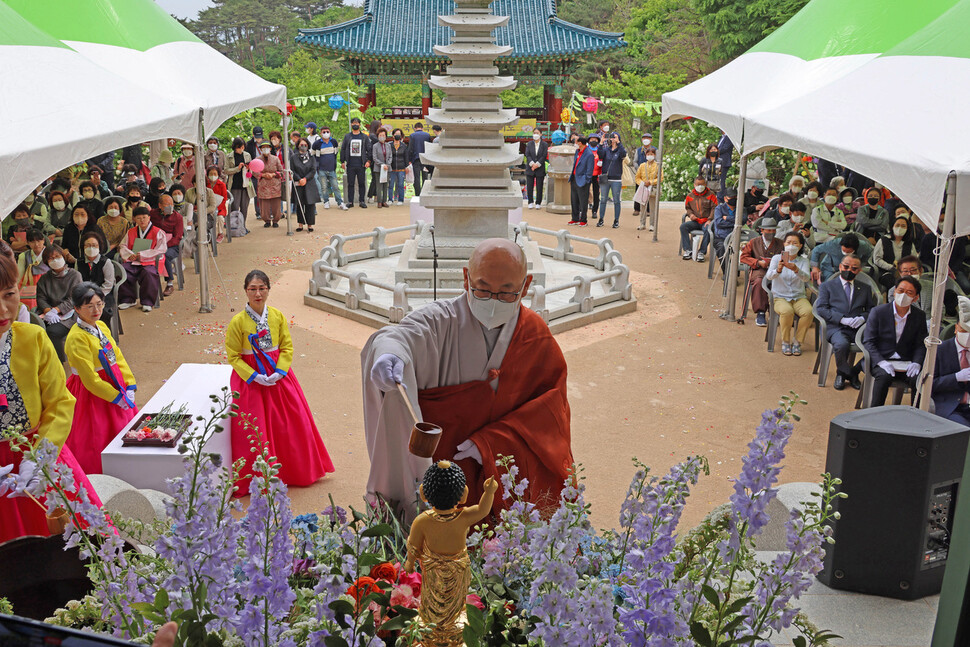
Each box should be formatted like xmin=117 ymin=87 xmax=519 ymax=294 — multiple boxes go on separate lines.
xmin=543 ymin=84 xmax=552 ymax=123
xmin=421 ymin=78 xmax=432 ymax=117
xmin=368 ymin=83 xmax=377 ymax=113
xmin=550 ymin=83 xmax=563 ymax=131
xmin=358 ymin=87 xmax=371 ymax=113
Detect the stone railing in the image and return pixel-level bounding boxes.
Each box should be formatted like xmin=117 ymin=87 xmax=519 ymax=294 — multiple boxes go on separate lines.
xmin=309 ymin=221 xmax=634 ymax=325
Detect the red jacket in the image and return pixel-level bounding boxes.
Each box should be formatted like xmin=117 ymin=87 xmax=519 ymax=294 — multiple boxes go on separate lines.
xmin=206 ymin=179 xmax=229 ymax=216
xmin=149 ymin=208 xmax=184 ymax=248
xmin=685 ymin=188 xmax=718 ymax=225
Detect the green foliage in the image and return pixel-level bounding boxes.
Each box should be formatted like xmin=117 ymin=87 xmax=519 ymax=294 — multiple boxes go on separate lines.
xmin=627 ymin=0 xmax=718 ymax=80
xmin=0 ymin=597 xmax=12 ymax=615
xmin=691 ymin=0 xmax=809 ymax=62
xmin=658 ymin=120 xmax=723 ymax=200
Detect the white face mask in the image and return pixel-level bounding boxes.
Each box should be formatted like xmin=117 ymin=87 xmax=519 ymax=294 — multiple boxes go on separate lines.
xmin=824 ymin=195 xmax=838 ymax=206
xmin=533 ymin=133 xmax=541 ymax=141
xmin=791 ymin=215 xmax=803 ymax=224
xmin=208 ymin=143 xmax=218 ymax=151
xmin=642 ymin=139 xmax=651 ymax=146
xmin=466 ymin=289 xmax=521 ymax=330
xmin=208 ymin=175 xmax=218 ymax=183
xmin=52 ymin=200 xmax=65 ymax=211
xmin=49 ymin=257 xmax=66 ymax=271
xmin=893 ymin=227 xmax=908 ymax=237
xmin=183 ymin=149 xmax=193 ymax=157
xmin=84 ymin=246 xmax=99 ymax=258
xmin=107 ymin=208 xmax=120 ymax=218
xmin=957 ymin=331 xmax=970 ymax=348
xmin=780 ymin=206 xmax=790 ymax=215
xmin=646 ymin=155 xmax=655 ymax=162
xmin=785 ymin=244 xmax=799 ymax=255
xmin=808 ymin=191 xmax=819 ymax=200
xmin=172 ymin=194 xmax=183 ymax=204
xmin=694 ymin=184 xmax=706 ymax=193
xmin=894 ymin=292 xmax=914 ymax=308
xmin=321 ymin=133 xmax=330 ymax=140
xmin=842 ymin=197 xmax=853 ymax=205
xmin=602 ymin=125 xmax=610 ymax=132
xmin=791 ymin=185 xmax=803 ymax=193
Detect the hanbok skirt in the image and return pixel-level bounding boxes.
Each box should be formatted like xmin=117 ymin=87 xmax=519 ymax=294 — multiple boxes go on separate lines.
xmin=65 ymin=372 xmax=137 ymax=474
xmin=230 ymin=350 xmax=334 ymax=492
xmin=0 ymin=438 xmax=104 ymax=544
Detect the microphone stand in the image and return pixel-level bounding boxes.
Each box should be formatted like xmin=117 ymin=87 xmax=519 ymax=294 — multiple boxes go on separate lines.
xmin=430 ymin=225 xmax=439 ymax=300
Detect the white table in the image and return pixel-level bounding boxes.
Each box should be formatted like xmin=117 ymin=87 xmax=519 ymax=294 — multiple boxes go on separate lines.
xmin=101 ymin=363 xmax=233 ymax=490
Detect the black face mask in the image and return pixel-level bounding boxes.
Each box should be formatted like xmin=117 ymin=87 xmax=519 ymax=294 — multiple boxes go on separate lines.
xmin=352 ymin=125 xmax=360 ymax=131
xmin=726 ymin=198 xmax=737 ymax=207
xmin=840 ymin=269 xmax=856 ymax=282
xmin=753 ymin=188 xmax=764 ymax=196
xmin=394 ymin=134 xmax=402 ymax=141
xmin=867 ymin=197 xmax=879 ymax=205
xmin=129 ymin=196 xmax=140 ymax=203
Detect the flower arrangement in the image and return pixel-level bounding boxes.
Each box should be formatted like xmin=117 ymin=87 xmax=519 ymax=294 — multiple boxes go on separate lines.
xmin=0 ymin=393 xmax=841 ymax=647
xmin=123 ymin=402 xmax=190 ymax=444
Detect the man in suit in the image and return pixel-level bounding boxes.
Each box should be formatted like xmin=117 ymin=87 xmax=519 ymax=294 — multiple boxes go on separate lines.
xmin=568 ymin=136 xmax=594 ymax=227
xmin=933 ymin=296 xmax=970 ymax=425
xmin=525 ymin=129 xmax=548 ymax=209
xmin=862 ymin=276 xmax=927 ymax=406
xmin=741 ymin=218 xmax=785 ymax=327
xmin=409 ymin=122 xmax=432 ymax=196
xmin=815 ymin=254 xmax=877 ymax=390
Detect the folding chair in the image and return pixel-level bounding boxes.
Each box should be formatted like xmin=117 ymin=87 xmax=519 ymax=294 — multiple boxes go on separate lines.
xmin=854 ymin=326 xmax=916 ymax=409
xmin=110 ymin=260 xmax=126 ymax=338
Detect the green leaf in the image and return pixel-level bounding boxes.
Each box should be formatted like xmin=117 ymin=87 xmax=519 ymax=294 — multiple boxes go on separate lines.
xmin=360 ymin=523 xmax=393 ymax=538
xmin=328 ymin=598 xmax=355 ymax=620
xmin=701 ymin=584 xmax=721 ymax=608
xmin=466 ymin=603 xmax=486 ymax=635
xmin=690 ymin=621 xmax=713 ymax=647
xmin=792 ymin=637 xmax=806 ymax=647
xmin=724 ymin=595 xmax=753 ymax=616
xmin=378 ymin=615 xmax=409 ymax=632
xmin=324 ymin=637 xmax=349 ymax=647
xmin=358 ymin=553 xmax=383 ymax=568
xmin=153 ymin=589 xmax=170 ymax=610
xmin=361 ymin=609 xmax=375 ymax=634
xmin=463 ymin=623 xmax=482 ymax=647
xmin=390 ymin=606 xmax=419 ymax=620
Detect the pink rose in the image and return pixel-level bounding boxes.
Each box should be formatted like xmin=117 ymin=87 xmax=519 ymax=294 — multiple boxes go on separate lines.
xmin=390 ymin=583 xmax=418 ymax=609
xmin=482 ymin=538 xmax=501 ymax=554
xmin=397 ymin=570 xmax=422 ymax=598
xmin=466 ymin=594 xmax=485 ymax=611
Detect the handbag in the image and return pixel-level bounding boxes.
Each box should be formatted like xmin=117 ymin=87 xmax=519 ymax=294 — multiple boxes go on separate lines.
xmin=404 ymin=165 xmax=414 ymax=184
xmin=633 ymin=182 xmax=650 ymax=204
xmin=621 ymin=160 xmax=636 ymax=189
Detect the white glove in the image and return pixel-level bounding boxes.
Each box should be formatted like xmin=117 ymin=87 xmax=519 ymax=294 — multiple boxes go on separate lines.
xmin=957 ymin=368 xmax=970 ymax=382
xmin=841 ymin=316 xmax=864 ymax=328
xmin=43 ymin=310 xmax=61 ymax=324
xmin=371 ymin=353 xmax=404 ymax=392
xmin=126 ymin=388 xmax=136 ymax=405
xmin=266 ymin=372 xmax=284 ymax=385
xmin=454 ymin=440 xmax=482 ymax=465
xmin=116 ymin=398 xmax=130 ymax=411
xmin=878 ymin=361 xmax=895 ymax=376
xmin=253 ymin=374 xmax=276 ymax=387
xmin=906 ymin=362 xmax=921 ymax=378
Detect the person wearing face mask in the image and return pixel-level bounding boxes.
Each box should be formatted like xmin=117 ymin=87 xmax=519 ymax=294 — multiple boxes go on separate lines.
xmin=203 ymin=137 xmax=227 ymax=182
xmin=76 ymin=181 xmax=105 ymax=221
xmin=815 ymin=254 xmax=877 ymax=390
xmin=698 ymin=143 xmax=723 ymax=197
xmin=743 ymin=180 xmax=769 ymax=220
xmin=932 ymin=296 xmax=970 ymax=424
xmin=146 ymin=177 xmax=167 ymax=211
xmin=799 ymin=181 xmax=824 ymax=211
xmin=810 ymin=232 xmax=872 ymax=284
xmin=226 ymin=269 xmax=334 ymax=493
xmin=774 ymin=202 xmax=813 ymax=246
xmin=788 ymin=176 xmax=806 ymax=199
xmin=47 ymin=190 xmax=72 ymax=238
xmin=371 ymin=127 xmax=392 ymax=208
xmin=115 ymin=163 xmax=150 ymax=198
xmin=150 ymin=149 xmax=174 ymax=189
xmin=597 ymin=133 xmax=627 ymax=228
xmin=6 ymin=204 xmax=46 ymax=254
xmin=568 ymin=136 xmax=595 ymax=226
xmin=205 ymin=165 xmax=230 ymax=241
xmin=763 ymin=193 xmax=794 ymax=226
xmin=524 ymin=129 xmax=548 ymax=209
xmin=765 ymin=232 xmax=814 ymax=356
xmin=586 ymin=134 xmax=602 ymax=217
xmin=77 ymin=231 xmax=116 ymax=321
xmin=341 ymin=117 xmax=372 ymax=208
xmin=255 ymin=142 xmax=285 ymax=227
xmin=861 ymin=276 xmax=927 ymax=406
xmin=387 ymin=128 xmax=411 ymax=206
xmin=634 ymin=132 xmax=657 ymax=166
xmin=64 ymin=281 xmax=139 ymax=474
xmin=97 ymin=196 xmax=129 ymax=259
xmin=426 ymin=124 xmax=442 ymax=179
xmin=680 ymin=176 xmax=717 ymax=259
xmin=633 ymin=149 xmax=659 ymax=230
xmin=711 ymin=188 xmax=739 ymax=272
xmin=596 ymin=119 xmax=611 ymax=143
xmin=173 ymin=142 xmax=196 ymax=189
xmin=16 ymin=229 xmax=49 ymax=311
xmin=149 ymin=194 xmax=184 ymax=297
xmin=311 ymin=127 xmax=346 ymax=210
xmin=290 ymin=137 xmax=320 ymax=232
xmin=853 ymin=187 xmax=890 ymax=242
xmin=225 ymin=137 xmax=254 ymax=230
xmin=811 ymin=188 xmax=847 ymax=244
xmin=35 ymin=244 xmax=82 ymax=361
xmin=362 ymin=238 xmax=571 ymax=521
xmin=408 ymin=122 xmax=432 ymax=197
xmin=61 ymin=204 xmax=103 ymax=267
xmin=741 ymin=218 xmax=784 ymax=327
xmin=123 ymin=186 xmax=146 ymax=222
xmin=118 ymin=207 xmax=167 ymax=312
xmin=872 ymin=216 xmax=916 ymax=289
xmin=836 ymin=186 xmax=859 ymax=223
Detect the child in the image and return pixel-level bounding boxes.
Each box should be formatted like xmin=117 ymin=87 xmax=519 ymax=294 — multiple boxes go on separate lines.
xmin=404 ymin=461 xmax=497 ymax=645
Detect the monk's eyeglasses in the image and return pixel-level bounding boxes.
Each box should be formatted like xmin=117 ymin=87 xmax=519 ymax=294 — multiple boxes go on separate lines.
xmin=470 ymin=288 xmax=522 ymax=303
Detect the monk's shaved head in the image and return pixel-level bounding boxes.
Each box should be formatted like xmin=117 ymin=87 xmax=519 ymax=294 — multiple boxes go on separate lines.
xmin=464 ymin=237 xmax=532 ymax=296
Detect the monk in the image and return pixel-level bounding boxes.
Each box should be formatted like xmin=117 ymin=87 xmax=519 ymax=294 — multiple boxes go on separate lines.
xmin=361 ymin=238 xmax=572 ymax=520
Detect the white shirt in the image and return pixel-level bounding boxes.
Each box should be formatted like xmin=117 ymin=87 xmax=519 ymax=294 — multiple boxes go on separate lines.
xmin=889 ymin=304 xmax=910 ymax=359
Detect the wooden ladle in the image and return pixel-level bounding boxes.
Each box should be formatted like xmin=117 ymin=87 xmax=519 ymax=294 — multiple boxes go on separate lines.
xmin=399 ymin=383 xmax=442 ymax=458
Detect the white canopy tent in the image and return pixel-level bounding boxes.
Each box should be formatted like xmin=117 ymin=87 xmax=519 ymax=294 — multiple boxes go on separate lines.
xmin=0 ymin=1 xmax=198 ymax=221
xmin=5 ymin=0 xmax=290 ymax=311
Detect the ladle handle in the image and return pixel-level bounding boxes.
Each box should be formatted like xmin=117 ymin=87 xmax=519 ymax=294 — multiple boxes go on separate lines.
xmin=397 ymin=382 xmax=419 ymax=425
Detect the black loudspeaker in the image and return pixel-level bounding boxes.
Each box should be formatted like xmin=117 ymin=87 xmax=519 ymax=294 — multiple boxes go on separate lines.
xmin=818 ymin=405 xmax=969 ymax=600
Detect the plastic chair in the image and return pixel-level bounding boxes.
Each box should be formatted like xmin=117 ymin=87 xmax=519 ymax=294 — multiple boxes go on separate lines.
xmin=110 ymin=260 xmax=126 ymax=338
xmin=812 ymin=300 xmax=865 ymax=388
xmin=721 ymin=229 xmax=755 ymax=298
xmin=28 ymin=311 xmax=45 ymax=328
xmin=224 ymin=192 xmax=234 ymax=243
xmin=763 ymin=279 xmax=816 ymax=353
xmin=854 ymin=325 xmax=916 ymax=409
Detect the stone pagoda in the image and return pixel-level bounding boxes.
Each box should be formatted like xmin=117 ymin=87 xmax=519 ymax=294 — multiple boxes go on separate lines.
xmin=395 ymin=0 xmax=545 ymax=288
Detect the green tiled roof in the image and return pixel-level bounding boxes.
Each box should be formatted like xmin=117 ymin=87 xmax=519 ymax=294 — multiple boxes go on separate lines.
xmin=296 ymin=0 xmax=626 ymax=61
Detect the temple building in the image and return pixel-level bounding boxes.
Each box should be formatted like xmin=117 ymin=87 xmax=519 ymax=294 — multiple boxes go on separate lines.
xmin=295 ymin=0 xmax=626 ymax=132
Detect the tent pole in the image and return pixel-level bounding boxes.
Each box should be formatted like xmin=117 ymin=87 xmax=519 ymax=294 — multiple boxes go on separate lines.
xmin=195 ymin=110 xmax=212 ymax=313
xmin=721 ymin=155 xmax=748 ymax=320
xmin=283 ymin=110 xmax=293 ymax=236
xmin=919 ymin=172 xmax=958 ymax=410
xmin=651 ymin=119 xmax=666 ymax=242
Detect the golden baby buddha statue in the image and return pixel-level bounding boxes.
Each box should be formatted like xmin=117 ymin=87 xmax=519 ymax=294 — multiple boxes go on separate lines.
xmin=404 ymin=460 xmax=497 ymax=646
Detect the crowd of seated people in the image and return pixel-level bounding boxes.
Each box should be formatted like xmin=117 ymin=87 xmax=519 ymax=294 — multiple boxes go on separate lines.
xmin=680 ymin=154 xmax=970 ymax=409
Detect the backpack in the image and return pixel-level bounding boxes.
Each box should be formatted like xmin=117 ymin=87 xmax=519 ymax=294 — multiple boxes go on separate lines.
xmin=229 ymin=210 xmax=246 ymax=237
